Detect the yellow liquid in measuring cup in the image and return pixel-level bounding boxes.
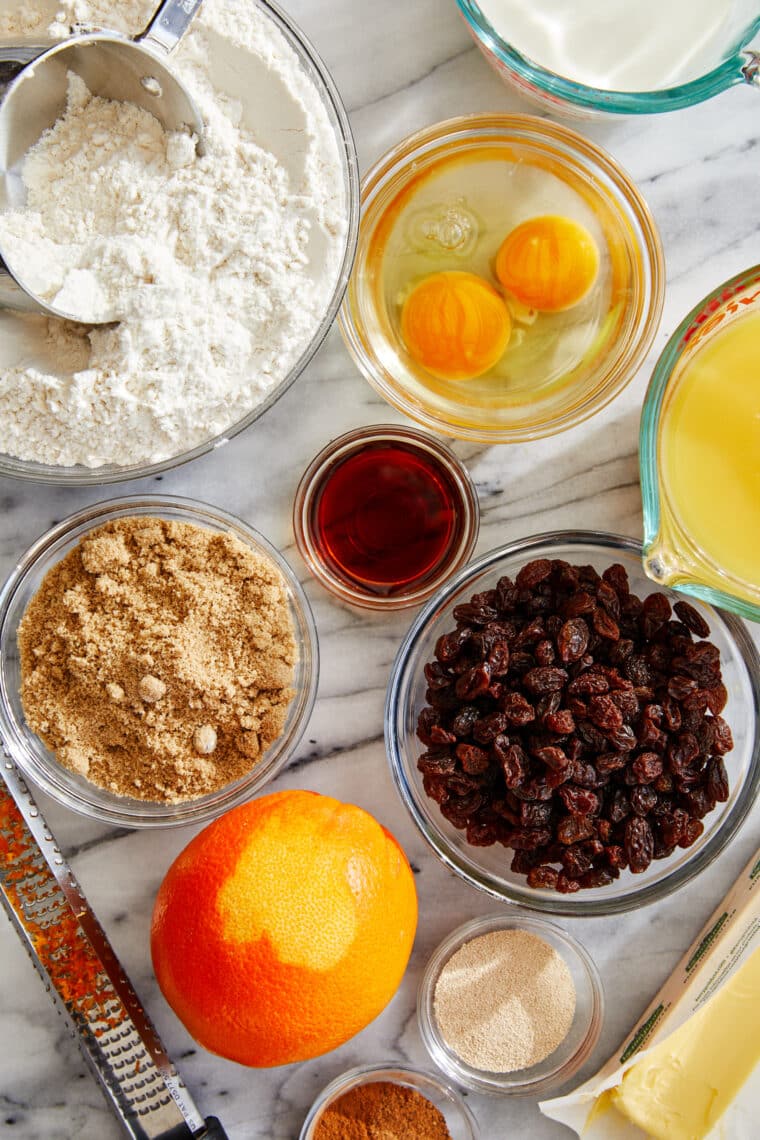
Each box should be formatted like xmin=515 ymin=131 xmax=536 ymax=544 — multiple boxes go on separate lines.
xmin=659 ymin=310 xmax=760 ymax=592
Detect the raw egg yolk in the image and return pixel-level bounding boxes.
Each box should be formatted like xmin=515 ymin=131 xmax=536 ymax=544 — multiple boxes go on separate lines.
xmin=495 ymin=216 xmax=600 ymax=313
xmin=400 ymin=270 xmax=512 ymax=381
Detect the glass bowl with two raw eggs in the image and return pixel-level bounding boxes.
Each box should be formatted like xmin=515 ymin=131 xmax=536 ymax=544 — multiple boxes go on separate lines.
xmin=340 ymin=114 xmax=665 ymax=442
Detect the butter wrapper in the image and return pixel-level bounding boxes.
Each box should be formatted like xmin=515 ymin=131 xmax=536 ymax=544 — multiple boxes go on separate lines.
xmin=540 ymin=848 xmax=760 ymax=1138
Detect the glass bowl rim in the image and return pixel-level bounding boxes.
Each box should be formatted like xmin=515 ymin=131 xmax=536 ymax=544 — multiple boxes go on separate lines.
xmin=292 ymin=423 xmax=481 ymax=610
xmin=456 ymin=0 xmax=760 ymax=114
xmin=417 ymin=910 xmax=604 ymax=1096
xmin=299 ymin=1061 xmax=480 ymax=1139
xmin=0 ymin=493 xmax=319 ymax=828
xmin=385 ymin=528 xmax=760 ymax=915
xmin=640 ymin=262 xmax=760 ymax=622
xmin=339 ymin=112 xmax=665 ymax=444
xmin=0 ymin=0 xmax=360 ymax=486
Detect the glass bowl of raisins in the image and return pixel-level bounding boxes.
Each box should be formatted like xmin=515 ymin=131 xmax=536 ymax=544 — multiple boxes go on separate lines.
xmin=385 ymin=532 xmax=760 ymax=914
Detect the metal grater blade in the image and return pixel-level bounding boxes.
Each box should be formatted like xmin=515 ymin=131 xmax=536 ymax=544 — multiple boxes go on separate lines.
xmin=0 ymin=758 xmax=227 ymax=1140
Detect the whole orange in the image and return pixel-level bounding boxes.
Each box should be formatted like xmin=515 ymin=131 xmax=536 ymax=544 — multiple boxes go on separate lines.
xmin=150 ymin=789 xmax=418 ymax=1067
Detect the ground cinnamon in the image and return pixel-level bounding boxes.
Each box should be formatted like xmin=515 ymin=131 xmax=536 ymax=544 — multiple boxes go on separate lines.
xmin=313 ymin=1081 xmax=453 ymax=1140
xmin=18 ymin=517 xmax=297 ymax=803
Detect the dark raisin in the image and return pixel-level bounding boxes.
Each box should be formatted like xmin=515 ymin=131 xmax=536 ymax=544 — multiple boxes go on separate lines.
xmin=711 ymin=716 xmax=734 ymax=755
xmin=679 ymin=819 xmax=704 ymax=848
xmin=523 ymin=666 xmax=568 ymax=694
xmin=452 ymin=602 xmax=498 ymax=626
xmin=568 ymin=673 xmax=610 ymax=696
xmin=508 ymin=828 xmax=553 ymax=850
xmin=534 ymin=746 xmax=570 ymax=773
xmin=556 ymin=872 xmax=581 ymax=894
xmin=435 ymin=627 xmax=472 ymax=663
xmin=557 ymin=618 xmax=590 ymax=664
xmin=497 ymin=741 xmax=529 ymax=789
xmin=557 ymin=815 xmax=595 ymax=844
xmin=630 ymin=785 xmax=659 ymax=816
xmin=526 ymin=866 xmax=559 ymax=890
xmin=472 ymin=712 xmax=508 ymax=745
xmin=593 ymin=606 xmax=620 ymax=640
xmin=625 ymin=816 xmax=654 ymax=873
xmin=544 ymin=709 xmax=575 ymax=735
xmin=602 ymin=563 xmax=630 ymax=596
xmin=455 ymin=743 xmax=491 ymax=774
xmin=673 ymin=600 xmax=711 ymax=639
xmin=632 ymin=752 xmax=664 ymax=784
xmin=559 ymin=785 xmax=599 ymax=815
xmin=454 ymin=663 xmax=492 ymax=699
xmin=515 ymin=558 xmax=554 ymax=589
xmin=520 ymin=801 xmax=553 ymax=828
xmin=589 ymin=694 xmax=624 ymax=731
xmin=609 ymin=789 xmax=631 ymax=823
xmin=706 ymin=756 xmax=729 ymax=803
xmin=578 ymin=867 xmax=616 ymax=888
xmin=596 ymin=580 xmax=622 ymax=619
xmin=499 ymin=691 xmax=536 ymax=726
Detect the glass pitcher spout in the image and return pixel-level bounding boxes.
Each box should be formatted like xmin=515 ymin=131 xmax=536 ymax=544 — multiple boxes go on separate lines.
xmin=640 ymin=265 xmax=760 ymax=625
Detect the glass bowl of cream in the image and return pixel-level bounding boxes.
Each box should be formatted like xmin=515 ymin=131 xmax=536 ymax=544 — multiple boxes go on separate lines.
xmin=0 ymin=0 xmax=359 ymax=483
xmin=457 ymin=0 xmax=760 ymax=117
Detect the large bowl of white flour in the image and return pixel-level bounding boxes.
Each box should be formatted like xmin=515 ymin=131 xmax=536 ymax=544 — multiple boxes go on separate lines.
xmin=0 ymin=0 xmax=358 ymax=480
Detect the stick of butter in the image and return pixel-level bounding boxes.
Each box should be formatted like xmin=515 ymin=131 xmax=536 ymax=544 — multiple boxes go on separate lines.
xmin=540 ymin=847 xmax=760 ymax=1140
xmin=610 ymin=946 xmax=760 ymax=1139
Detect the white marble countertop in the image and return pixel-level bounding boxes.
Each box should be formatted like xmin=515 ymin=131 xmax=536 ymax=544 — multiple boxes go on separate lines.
xmin=2 ymin=2 xmax=760 ymax=1138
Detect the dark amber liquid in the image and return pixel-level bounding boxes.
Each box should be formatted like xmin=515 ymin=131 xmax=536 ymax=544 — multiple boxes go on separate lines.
xmin=310 ymin=441 xmax=463 ymax=597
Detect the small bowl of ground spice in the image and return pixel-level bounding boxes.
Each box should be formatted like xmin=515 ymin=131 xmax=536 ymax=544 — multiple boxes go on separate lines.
xmin=300 ymin=1063 xmax=479 ymax=1140
xmin=0 ymin=495 xmax=318 ymax=828
xmin=418 ymin=912 xmax=603 ymax=1096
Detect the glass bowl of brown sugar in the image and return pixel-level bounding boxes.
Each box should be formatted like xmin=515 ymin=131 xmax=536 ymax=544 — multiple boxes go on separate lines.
xmin=300 ymin=1063 xmax=479 ymax=1139
xmin=0 ymin=495 xmax=318 ymax=828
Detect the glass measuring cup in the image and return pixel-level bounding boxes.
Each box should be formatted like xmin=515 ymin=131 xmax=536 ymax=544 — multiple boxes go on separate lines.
xmin=457 ymin=0 xmax=760 ymax=116
xmin=640 ymin=265 xmax=760 ymax=622
xmin=0 ymin=0 xmax=205 ymax=321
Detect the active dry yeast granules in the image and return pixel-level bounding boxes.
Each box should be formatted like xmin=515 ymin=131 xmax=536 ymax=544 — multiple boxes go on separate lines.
xmin=313 ymin=1081 xmax=452 ymax=1140
xmin=18 ymin=517 xmax=297 ymax=802
xmin=433 ymin=928 xmax=576 ymax=1072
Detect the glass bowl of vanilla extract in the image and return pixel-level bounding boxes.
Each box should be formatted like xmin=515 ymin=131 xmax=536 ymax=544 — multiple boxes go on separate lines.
xmin=293 ymin=425 xmax=480 ymax=610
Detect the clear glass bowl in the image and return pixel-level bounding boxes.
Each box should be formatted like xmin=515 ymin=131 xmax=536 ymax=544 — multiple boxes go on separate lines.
xmin=299 ymin=1063 xmax=480 ymax=1139
xmin=385 ymin=531 xmax=760 ymax=915
xmin=640 ymin=264 xmax=760 ymax=623
xmin=457 ymin=0 xmax=760 ymax=117
xmin=0 ymin=0 xmax=359 ymax=485
xmin=418 ymin=912 xmax=603 ymax=1096
xmin=0 ymin=496 xmax=319 ymax=828
xmin=293 ymin=425 xmax=480 ymax=610
xmin=339 ymin=114 xmax=664 ymax=443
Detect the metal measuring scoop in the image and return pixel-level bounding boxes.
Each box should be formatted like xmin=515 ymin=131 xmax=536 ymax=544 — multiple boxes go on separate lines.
xmin=0 ymin=0 xmax=205 ymax=321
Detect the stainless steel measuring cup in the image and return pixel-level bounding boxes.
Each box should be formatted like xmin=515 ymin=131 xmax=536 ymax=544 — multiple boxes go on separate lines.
xmin=0 ymin=0 xmax=205 ymax=321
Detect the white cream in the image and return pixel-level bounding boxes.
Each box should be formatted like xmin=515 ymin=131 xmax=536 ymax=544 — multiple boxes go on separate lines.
xmin=477 ymin=0 xmax=746 ymax=91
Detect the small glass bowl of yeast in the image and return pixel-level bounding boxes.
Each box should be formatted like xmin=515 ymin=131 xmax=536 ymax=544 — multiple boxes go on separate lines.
xmin=300 ymin=1063 xmax=479 ymax=1139
xmin=0 ymin=495 xmax=318 ymax=828
xmin=340 ymin=114 xmax=664 ymax=443
xmin=418 ymin=911 xmax=603 ymax=1095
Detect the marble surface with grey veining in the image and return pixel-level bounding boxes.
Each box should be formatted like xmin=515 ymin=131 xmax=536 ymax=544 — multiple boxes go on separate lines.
xmin=1 ymin=2 xmax=760 ymax=1138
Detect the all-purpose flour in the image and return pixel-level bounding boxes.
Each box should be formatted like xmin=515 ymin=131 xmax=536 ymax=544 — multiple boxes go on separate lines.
xmin=0 ymin=0 xmax=347 ymax=468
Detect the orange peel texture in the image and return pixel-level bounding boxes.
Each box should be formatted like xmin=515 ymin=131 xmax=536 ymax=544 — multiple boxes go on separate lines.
xmin=495 ymin=215 xmax=600 ymax=313
xmin=400 ymin=270 xmax=512 ymax=380
xmin=150 ymin=789 xmax=418 ymax=1067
